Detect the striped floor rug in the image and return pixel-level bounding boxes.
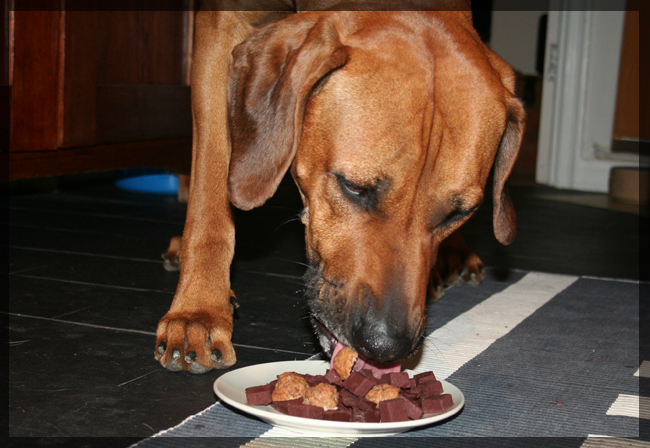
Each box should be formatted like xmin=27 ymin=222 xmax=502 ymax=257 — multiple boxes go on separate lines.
xmin=132 ymin=269 xmax=644 ymax=447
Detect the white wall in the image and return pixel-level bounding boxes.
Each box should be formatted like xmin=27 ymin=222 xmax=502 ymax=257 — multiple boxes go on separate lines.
xmin=483 ymin=4 xmax=639 ymax=192
xmin=489 ymin=6 xmax=549 ymax=75
xmin=536 ymin=4 xmax=640 ymax=193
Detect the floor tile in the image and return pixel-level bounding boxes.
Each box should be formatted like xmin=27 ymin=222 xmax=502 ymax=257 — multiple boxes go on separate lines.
xmin=8 ymin=316 xmax=312 ymax=438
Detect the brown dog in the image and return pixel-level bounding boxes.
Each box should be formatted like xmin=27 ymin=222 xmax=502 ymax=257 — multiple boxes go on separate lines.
xmin=156 ymin=0 xmax=524 ymax=373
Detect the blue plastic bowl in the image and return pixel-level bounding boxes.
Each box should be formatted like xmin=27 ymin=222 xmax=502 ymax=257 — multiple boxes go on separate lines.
xmin=114 ymin=174 xmax=179 ymax=195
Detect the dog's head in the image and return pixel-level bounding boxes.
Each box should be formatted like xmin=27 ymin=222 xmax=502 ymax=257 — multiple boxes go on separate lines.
xmin=227 ymin=11 xmax=524 ymax=367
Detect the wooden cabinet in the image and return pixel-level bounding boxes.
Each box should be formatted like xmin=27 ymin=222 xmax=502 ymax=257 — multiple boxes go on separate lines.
xmin=612 ymin=2 xmax=646 ymax=154
xmin=2 ymin=2 xmax=195 ymax=179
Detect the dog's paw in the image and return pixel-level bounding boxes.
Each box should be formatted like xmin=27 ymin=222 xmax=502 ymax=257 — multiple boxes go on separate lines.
xmin=162 ymin=236 xmax=182 ymax=272
xmin=154 ymin=308 xmax=237 ymax=373
xmin=428 ymin=248 xmax=486 ymax=301
xmin=459 ymin=251 xmax=486 ymax=286
xmin=427 ymin=269 xmax=446 ymax=302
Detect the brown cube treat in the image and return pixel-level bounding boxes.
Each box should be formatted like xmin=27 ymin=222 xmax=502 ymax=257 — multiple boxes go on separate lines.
xmin=399 ymin=396 xmax=424 ymax=420
xmin=358 ymin=368 xmax=379 ymax=383
xmin=245 ymin=384 xmax=273 ymax=406
xmin=400 ymin=391 xmax=419 ymax=404
xmin=304 ymin=374 xmax=329 ymax=387
xmin=303 ymin=383 xmax=339 ymax=410
xmin=414 ymin=371 xmax=436 ymax=385
xmin=333 ymin=346 xmax=359 ymax=379
xmin=405 ymin=378 xmax=417 ymax=389
xmin=271 ymin=372 xmax=310 ymax=402
xmin=286 ymin=403 xmax=325 ymax=419
xmin=353 ymin=408 xmax=381 ymax=423
xmin=338 ymin=388 xmax=355 ymax=401
xmin=273 ymin=398 xmax=303 ymax=413
xmin=339 ymin=389 xmax=376 ymax=411
xmin=379 ymin=372 xmax=410 ymax=389
xmin=417 ymin=380 xmax=443 ymax=398
xmin=337 ymin=401 xmax=352 ymax=410
xmin=323 ymin=408 xmax=353 ymax=422
xmin=339 ymin=389 xmax=360 ymax=407
xmin=421 ymin=394 xmax=454 ymax=414
xmin=400 ymin=388 xmax=420 ymax=401
xmin=379 ymin=398 xmax=409 ymax=422
xmin=324 ymin=368 xmax=344 ymax=386
xmin=365 ymin=383 xmax=401 ymax=405
xmin=342 ymin=371 xmax=376 ymax=397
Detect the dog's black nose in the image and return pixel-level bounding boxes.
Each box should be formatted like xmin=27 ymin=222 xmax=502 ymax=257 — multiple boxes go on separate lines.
xmin=350 ymin=314 xmax=414 ymax=363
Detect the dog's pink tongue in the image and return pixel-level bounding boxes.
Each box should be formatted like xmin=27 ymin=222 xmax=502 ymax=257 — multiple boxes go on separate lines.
xmin=330 ymin=341 xmax=401 ymax=379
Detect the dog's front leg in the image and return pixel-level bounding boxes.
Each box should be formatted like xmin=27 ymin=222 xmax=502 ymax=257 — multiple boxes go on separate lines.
xmin=155 ymin=9 xmax=285 ymax=373
xmin=428 ymin=229 xmax=486 ymax=301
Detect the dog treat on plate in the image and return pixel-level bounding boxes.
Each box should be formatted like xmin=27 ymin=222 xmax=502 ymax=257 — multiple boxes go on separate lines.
xmin=378 ymin=398 xmax=409 ymax=422
xmin=286 ymin=402 xmax=325 ymax=419
xmin=339 ymin=388 xmax=376 ymax=411
xmin=244 ymin=383 xmax=274 ymax=406
xmin=342 ymin=371 xmax=376 ymax=397
xmin=399 ymin=396 xmax=424 ymax=420
xmin=379 ymin=372 xmax=411 ymax=389
xmin=303 ymin=382 xmax=339 ymax=410
xmin=364 ymin=383 xmax=401 ymax=405
xmin=324 ymin=407 xmax=353 ymax=422
xmin=418 ymin=380 xmax=444 ymax=397
xmin=414 ymin=371 xmax=436 ymax=385
xmin=271 ymin=372 xmax=310 ymax=402
xmin=333 ymin=346 xmax=358 ymax=379
xmin=303 ymin=374 xmax=329 ymax=387
xmin=353 ymin=407 xmax=381 ymax=422
xmin=324 ymin=368 xmax=344 ymax=386
xmin=245 ymin=350 xmax=453 ymax=422
xmin=421 ymin=393 xmax=454 ymax=414
xmin=272 ymin=398 xmax=303 ymax=414
xmin=246 ymin=366 xmax=454 ymax=423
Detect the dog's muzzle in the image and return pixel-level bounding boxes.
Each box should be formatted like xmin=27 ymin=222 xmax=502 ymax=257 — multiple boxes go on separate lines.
xmin=306 ymin=266 xmax=426 ymax=375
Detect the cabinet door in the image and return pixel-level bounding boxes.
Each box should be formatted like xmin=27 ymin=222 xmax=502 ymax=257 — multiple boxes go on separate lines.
xmin=4 ymin=3 xmax=194 ymax=178
xmin=1 ymin=1 xmax=13 ymax=152
xmin=8 ymin=6 xmax=64 ymax=152
xmin=64 ymin=7 xmax=193 ymax=148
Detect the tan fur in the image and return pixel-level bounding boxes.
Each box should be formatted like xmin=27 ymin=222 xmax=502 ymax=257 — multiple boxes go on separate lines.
xmin=157 ymin=1 xmax=524 ymax=372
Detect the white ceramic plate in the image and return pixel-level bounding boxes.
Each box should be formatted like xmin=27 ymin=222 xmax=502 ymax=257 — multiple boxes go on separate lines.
xmin=214 ymin=360 xmax=464 ymax=436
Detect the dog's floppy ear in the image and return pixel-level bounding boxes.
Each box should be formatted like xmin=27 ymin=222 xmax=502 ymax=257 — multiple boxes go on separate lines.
xmin=492 ymin=96 xmax=525 ymax=245
xmin=227 ymin=17 xmax=349 ymax=210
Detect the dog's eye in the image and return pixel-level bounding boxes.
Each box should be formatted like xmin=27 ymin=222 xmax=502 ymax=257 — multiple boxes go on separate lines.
xmin=441 ymin=205 xmax=479 ymax=228
xmin=342 ymin=179 xmax=366 ymax=196
xmin=335 ymin=174 xmax=376 ymax=210
xmin=441 ymin=210 xmax=466 ymax=227
xmin=335 ymin=174 xmax=367 ymax=196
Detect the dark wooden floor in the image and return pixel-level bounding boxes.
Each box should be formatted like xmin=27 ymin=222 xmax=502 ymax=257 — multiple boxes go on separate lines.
xmin=4 ymin=174 xmax=644 ymax=443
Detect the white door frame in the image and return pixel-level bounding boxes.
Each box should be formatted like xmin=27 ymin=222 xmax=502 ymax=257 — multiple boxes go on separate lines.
xmin=536 ymin=0 xmax=641 ymax=193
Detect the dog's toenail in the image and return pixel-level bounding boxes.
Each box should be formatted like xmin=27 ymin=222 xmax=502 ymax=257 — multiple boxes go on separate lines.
xmin=211 ymin=349 xmax=222 ymax=362
xmin=157 ymin=343 xmax=166 ymax=354
xmin=172 ymin=348 xmax=181 ymax=360
xmin=184 ymin=351 xmax=197 ymax=363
